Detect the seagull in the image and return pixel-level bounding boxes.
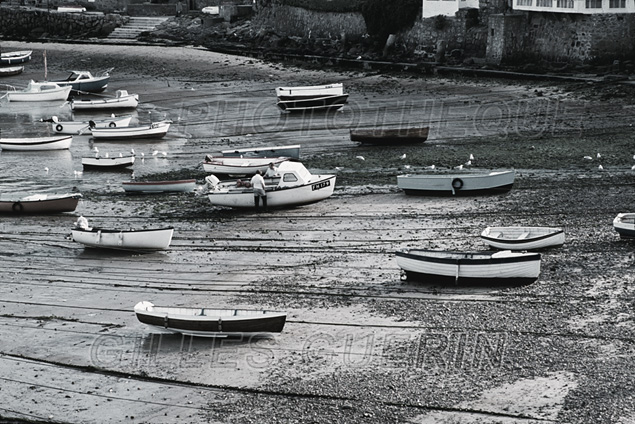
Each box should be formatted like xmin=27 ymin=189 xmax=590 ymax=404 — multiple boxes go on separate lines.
xmin=469 ymin=154 xmax=474 ymax=160
xmin=598 ymin=164 xmax=604 ymax=170
xmin=335 ymin=166 xmax=343 ymax=171
xmin=631 ymin=164 xmax=635 ymax=170
xmin=400 ymin=153 xmax=407 ymax=160
xmin=583 ymin=156 xmax=593 ymax=160
xmin=93 ymin=146 xmax=99 ymax=153
xmin=131 ymin=148 xmax=135 ymax=155
xmin=632 ymin=154 xmax=635 ymax=160
xmin=140 ymin=152 xmax=145 ymax=157
xmin=597 ymin=153 xmax=602 ymax=159
xmin=44 ymin=167 xmax=49 ymax=174
xmin=119 ymin=152 xmax=123 ymax=157
xmin=152 ymin=150 xmax=158 ymax=156
xmin=105 ymin=152 xmax=109 ymax=158
xmin=464 ymin=160 xmax=472 ymax=166
xmin=356 ymin=156 xmax=365 ymax=161
xmin=454 ymin=164 xmax=463 ymax=170
xmin=131 ymin=171 xmax=135 ymax=179
xmin=424 ymin=164 xmax=435 ymax=170
xmin=74 ymin=170 xmax=83 ymax=178
xmin=161 ymin=151 xmax=167 ymax=157
xmin=404 ymin=165 xmax=411 ymax=169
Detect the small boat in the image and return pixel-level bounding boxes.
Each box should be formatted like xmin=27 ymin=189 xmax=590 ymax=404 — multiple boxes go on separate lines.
xmin=350 ymin=127 xmax=430 ymax=145
xmin=613 ymin=213 xmax=635 ymax=239
xmin=82 ymin=154 xmax=135 ymax=169
xmin=5 ymin=81 xmax=72 ymax=102
xmin=480 ymin=226 xmax=565 ymax=250
xmin=52 ymin=69 xmax=111 ymax=93
xmin=134 ymin=301 xmax=287 ymax=337
xmin=397 ymin=170 xmax=515 ymax=196
xmin=57 ymin=5 xmax=86 ymax=12
xmin=0 ymin=66 xmax=24 ymax=77
xmin=220 ymin=144 xmax=301 ymax=160
xmin=122 ymin=179 xmax=196 ymax=193
xmin=0 ymin=135 xmax=72 ymax=151
xmin=202 ymin=155 xmax=289 ymax=176
xmin=0 ymin=192 xmax=81 ymax=214
xmin=206 ymin=161 xmax=335 ymax=209
xmin=90 ymin=121 xmax=170 ymax=140
xmin=276 ymin=83 xmax=348 ymax=112
xmin=71 ymin=225 xmax=174 ymax=251
xmin=44 ymin=115 xmax=133 ymax=135
xmin=395 ymin=249 xmax=541 ymax=285
xmin=0 ymin=50 xmax=32 ymax=65
xmin=70 ymin=89 xmax=139 ymax=110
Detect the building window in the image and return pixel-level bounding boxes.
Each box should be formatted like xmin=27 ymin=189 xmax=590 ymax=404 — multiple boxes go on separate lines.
xmin=609 ymin=0 xmax=625 ymax=7
xmin=586 ymin=0 xmax=602 ymax=7
xmin=557 ymin=0 xmax=574 ymax=7
xmin=517 ymin=0 xmax=532 ymax=5
xmin=537 ymin=0 xmax=552 ymax=6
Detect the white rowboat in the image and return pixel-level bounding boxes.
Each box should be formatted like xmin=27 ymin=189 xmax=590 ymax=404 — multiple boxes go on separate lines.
xmin=480 ymin=227 xmax=565 ymax=250
xmin=82 ymin=155 xmax=135 ymax=169
xmin=613 ymin=213 xmax=635 ymax=239
xmin=202 ymin=155 xmax=289 ymax=176
xmin=0 ymin=135 xmax=72 ymax=151
xmin=90 ymin=121 xmax=170 ymax=140
xmin=220 ymin=144 xmax=301 ymax=160
xmin=397 ymin=170 xmax=515 ymax=196
xmin=71 ymin=227 xmax=174 ymax=251
xmin=395 ymin=249 xmax=541 ymax=285
xmin=70 ymin=90 xmax=139 ymax=110
xmin=47 ymin=115 xmax=133 ymax=134
xmin=0 ymin=50 xmax=32 ymax=65
xmin=122 ymin=179 xmax=196 ymax=193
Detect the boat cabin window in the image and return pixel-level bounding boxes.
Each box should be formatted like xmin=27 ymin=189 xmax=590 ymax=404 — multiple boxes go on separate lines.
xmin=41 ymin=85 xmax=57 ymax=91
xmin=282 ymin=173 xmax=298 ymax=183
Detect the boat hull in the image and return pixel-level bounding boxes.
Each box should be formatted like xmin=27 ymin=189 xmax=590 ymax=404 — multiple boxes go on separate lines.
xmin=0 ymin=136 xmax=73 ymax=151
xmin=90 ymin=122 xmax=170 ymax=139
xmin=275 ymin=83 xmax=344 ymax=98
xmin=52 ymin=116 xmax=133 ymax=134
xmin=613 ymin=213 xmax=635 ymax=239
xmin=82 ymin=155 xmax=135 ymax=169
xmin=54 ymin=76 xmax=109 ymax=93
xmin=0 ymin=51 xmax=32 ymax=65
xmin=122 ymin=179 xmax=196 ymax=193
xmin=397 ymin=171 xmax=515 ymax=196
xmin=71 ymin=94 xmax=139 ymax=110
xmin=220 ymin=144 xmax=301 ymax=160
xmin=481 ymin=227 xmax=565 ymax=250
xmin=208 ymin=175 xmax=335 ymax=208
xmin=71 ymin=227 xmax=174 ymax=251
xmin=134 ymin=301 xmax=287 ymax=336
xmin=202 ymin=156 xmax=288 ymax=176
xmin=0 ymin=66 xmax=24 ymax=77
xmin=350 ymin=127 xmax=429 ymax=145
xmin=7 ymin=85 xmax=72 ymax=102
xmin=396 ymin=249 xmax=541 ymax=285
xmin=277 ymin=94 xmax=349 ymax=112
xmin=0 ymin=193 xmax=81 ymax=214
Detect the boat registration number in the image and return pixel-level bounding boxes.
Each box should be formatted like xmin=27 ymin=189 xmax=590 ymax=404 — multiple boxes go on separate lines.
xmin=312 ymin=180 xmax=330 ymax=191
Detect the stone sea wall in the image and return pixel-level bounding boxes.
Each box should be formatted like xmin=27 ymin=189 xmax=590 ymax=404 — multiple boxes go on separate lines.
xmin=0 ymin=7 xmax=126 ymax=39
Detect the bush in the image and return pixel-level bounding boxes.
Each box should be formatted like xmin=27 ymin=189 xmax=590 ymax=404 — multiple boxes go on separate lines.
xmin=361 ymin=0 xmax=421 ymax=44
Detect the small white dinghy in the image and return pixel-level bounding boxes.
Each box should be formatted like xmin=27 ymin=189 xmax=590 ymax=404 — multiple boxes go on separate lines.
xmin=0 ymin=135 xmax=72 ymax=151
xmin=82 ymin=154 xmax=135 ymax=169
xmin=71 ymin=217 xmax=174 ymax=251
xmin=613 ymin=213 xmax=635 ymax=239
xmin=480 ymin=227 xmax=565 ymax=250
xmin=6 ymin=80 xmax=72 ymax=102
xmin=202 ymin=155 xmax=289 ymax=176
xmin=90 ymin=121 xmax=170 ymax=140
xmin=70 ymin=89 xmax=139 ymax=110
xmin=45 ymin=115 xmax=133 ymax=135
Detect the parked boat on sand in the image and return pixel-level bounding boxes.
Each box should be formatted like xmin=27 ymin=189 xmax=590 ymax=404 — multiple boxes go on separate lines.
xmin=70 ymin=89 xmax=139 ymax=110
xmin=613 ymin=213 xmax=635 ymax=239
xmin=395 ymin=249 xmax=541 ymax=285
xmin=44 ymin=115 xmax=133 ymax=135
xmin=5 ymin=81 xmax=71 ymax=102
xmin=202 ymin=155 xmax=289 ymax=176
xmin=90 ymin=121 xmax=170 ymax=140
xmin=0 ymin=66 xmax=24 ymax=77
xmin=350 ymin=127 xmax=429 ymax=145
xmin=52 ymin=69 xmax=111 ymax=93
xmin=397 ymin=170 xmax=515 ymax=196
xmin=220 ymin=144 xmax=301 ymax=160
xmin=0 ymin=50 xmax=32 ymax=65
xmin=82 ymin=154 xmax=135 ymax=169
xmin=0 ymin=192 xmax=81 ymax=214
xmin=134 ymin=301 xmax=287 ymax=337
xmin=275 ymin=83 xmax=348 ymax=112
xmin=71 ymin=220 xmax=174 ymax=251
xmin=480 ymin=226 xmax=565 ymax=250
xmin=122 ymin=179 xmax=196 ymax=193
xmin=206 ymin=161 xmax=335 ymax=208
xmin=0 ymin=135 xmax=72 ymax=151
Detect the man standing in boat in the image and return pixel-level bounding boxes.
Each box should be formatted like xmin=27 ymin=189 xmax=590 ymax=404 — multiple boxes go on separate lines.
xmin=250 ymin=170 xmax=267 ymax=211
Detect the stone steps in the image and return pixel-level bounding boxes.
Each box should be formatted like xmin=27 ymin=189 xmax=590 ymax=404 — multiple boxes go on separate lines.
xmin=107 ymin=16 xmax=169 ymax=39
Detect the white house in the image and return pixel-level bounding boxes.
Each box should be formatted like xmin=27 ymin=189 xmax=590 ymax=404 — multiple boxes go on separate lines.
xmin=422 ymin=0 xmax=479 ymax=18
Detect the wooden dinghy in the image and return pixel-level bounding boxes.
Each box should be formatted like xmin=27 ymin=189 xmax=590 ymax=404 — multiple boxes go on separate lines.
xmin=202 ymin=155 xmax=289 ymax=176
xmin=0 ymin=50 xmax=32 ymax=65
xmin=613 ymin=213 xmax=635 ymax=239
xmin=395 ymin=249 xmax=541 ymax=285
xmin=220 ymin=144 xmax=301 ymax=160
xmin=0 ymin=135 xmax=72 ymax=151
xmin=134 ymin=301 xmax=287 ymax=337
xmin=45 ymin=115 xmax=133 ymax=135
xmin=397 ymin=170 xmax=515 ymax=196
xmin=276 ymin=83 xmax=348 ymax=112
xmin=70 ymin=89 xmax=139 ymax=110
xmin=0 ymin=66 xmax=24 ymax=77
xmin=350 ymin=127 xmax=429 ymax=145
xmin=82 ymin=154 xmax=135 ymax=169
xmin=6 ymin=81 xmax=72 ymax=102
xmin=206 ymin=161 xmax=335 ymax=209
xmin=0 ymin=192 xmax=81 ymax=214
xmin=90 ymin=121 xmax=170 ymax=140
xmin=122 ymin=179 xmax=196 ymax=193
xmin=71 ymin=225 xmax=174 ymax=251
xmin=481 ymin=226 xmax=565 ymax=250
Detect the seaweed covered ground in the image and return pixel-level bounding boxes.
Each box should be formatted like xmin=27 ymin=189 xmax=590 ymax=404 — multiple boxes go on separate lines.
xmin=1 ymin=40 xmax=635 ymax=423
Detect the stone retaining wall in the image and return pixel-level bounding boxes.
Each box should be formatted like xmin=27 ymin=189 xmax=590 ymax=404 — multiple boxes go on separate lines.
xmin=0 ymin=7 xmax=126 ymax=38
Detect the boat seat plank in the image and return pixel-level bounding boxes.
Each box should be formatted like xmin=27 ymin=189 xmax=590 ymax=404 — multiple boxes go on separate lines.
xmin=517 ymin=232 xmax=530 ymax=239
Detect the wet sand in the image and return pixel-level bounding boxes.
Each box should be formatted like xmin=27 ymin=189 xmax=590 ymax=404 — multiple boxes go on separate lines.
xmin=1 ymin=40 xmax=635 ymax=423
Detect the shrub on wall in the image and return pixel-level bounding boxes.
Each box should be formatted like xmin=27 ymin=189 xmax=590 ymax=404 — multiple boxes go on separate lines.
xmin=277 ymin=0 xmax=363 ymax=13
xmin=360 ymin=0 xmax=421 ymax=44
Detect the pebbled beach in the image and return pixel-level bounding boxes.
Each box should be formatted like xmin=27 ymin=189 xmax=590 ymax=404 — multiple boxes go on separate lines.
xmin=1 ymin=40 xmax=635 ymax=423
